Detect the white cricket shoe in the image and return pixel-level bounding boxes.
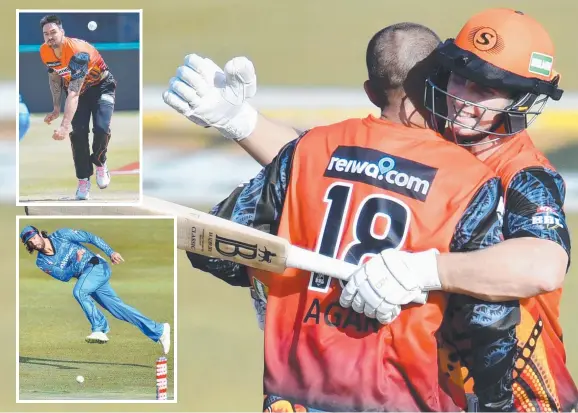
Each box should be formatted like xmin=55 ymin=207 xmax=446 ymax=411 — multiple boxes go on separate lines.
xmin=96 ymin=163 xmax=111 ymax=189
xmin=85 ymin=331 xmax=109 ymax=344
xmin=159 ymin=323 xmax=171 ymax=354
xmin=76 ymin=178 xmax=91 ymax=200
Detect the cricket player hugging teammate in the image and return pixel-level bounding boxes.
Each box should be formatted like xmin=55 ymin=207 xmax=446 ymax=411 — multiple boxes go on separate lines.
xmin=164 ymin=7 xmax=577 ymax=413
xmin=40 ymin=14 xmax=117 ymax=200
xmin=20 ymin=225 xmax=171 ymax=353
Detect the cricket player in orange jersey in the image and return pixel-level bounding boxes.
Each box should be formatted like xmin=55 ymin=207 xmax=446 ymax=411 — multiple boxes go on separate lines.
xmin=176 ymin=24 xmax=519 ymax=411
xmin=40 ymin=14 xmax=115 ymax=200
xmin=418 ymin=10 xmax=574 ymax=412
xmin=163 ymin=7 xmax=577 ymax=412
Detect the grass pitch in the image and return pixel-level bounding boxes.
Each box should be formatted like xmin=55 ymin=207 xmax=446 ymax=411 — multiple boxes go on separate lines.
xmin=18 ymin=112 xmax=140 ymax=203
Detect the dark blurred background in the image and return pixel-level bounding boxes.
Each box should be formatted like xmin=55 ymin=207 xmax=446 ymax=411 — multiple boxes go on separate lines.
xmin=18 ymin=11 xmax=140 ymax=112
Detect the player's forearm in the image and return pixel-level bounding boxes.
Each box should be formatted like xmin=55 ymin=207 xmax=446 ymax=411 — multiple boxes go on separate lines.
xmin=44 ymin=266 xmax=75 ymax=282
xmin=58 ymin=229 xmax=114 ymax=257
xmin=87 ymin=234 xmax=114 ymax=257
xmin=61 ymin=92 xmax=80 ymax=128
xmin=95 ymin=241 xmax=114 ymax=258
xmin=61 ymin=75 xmax=86 ymax=128
xmin=237 ymin=113 xmax=300 ymax=166
xmin=48 ymin=73 xmax=62 ymax=110
xmin=438 ymin=237 xmax=568 ymax=301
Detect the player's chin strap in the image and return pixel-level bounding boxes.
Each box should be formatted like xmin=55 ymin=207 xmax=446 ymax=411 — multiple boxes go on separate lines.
xmin=436 ymin=88 xmax=552 ymax=148
xmin=446 ymin=103 xmax=509 ymax=148
xmin=447 ymin=127 xmax=502 ymax=148
xmin=428 ymin=97 xmax=507 ymax=148
xmin=426 ymin=40 xmax=563 ymax=147
xmin=425 ymin=77 xmax=512 ymax=147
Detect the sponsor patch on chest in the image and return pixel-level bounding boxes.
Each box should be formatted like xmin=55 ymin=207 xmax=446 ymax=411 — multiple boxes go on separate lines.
xmin=324 ymin=146 xmax=438 ymax=201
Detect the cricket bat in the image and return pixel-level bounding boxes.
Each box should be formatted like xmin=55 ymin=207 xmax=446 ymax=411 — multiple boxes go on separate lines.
xmin=23 ymin=196 xmax=359 ymax=281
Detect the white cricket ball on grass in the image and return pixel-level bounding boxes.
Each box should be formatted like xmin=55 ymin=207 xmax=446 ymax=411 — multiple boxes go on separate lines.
xmin=76 ymin=375 xmax=85 ymax=384
xmin=87 ymin=21 xmax=97 ymax=31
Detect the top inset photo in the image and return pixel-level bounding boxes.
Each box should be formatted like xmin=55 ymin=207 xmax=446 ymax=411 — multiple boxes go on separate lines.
xmin=17 ymin=10 xmax=142 ymax=205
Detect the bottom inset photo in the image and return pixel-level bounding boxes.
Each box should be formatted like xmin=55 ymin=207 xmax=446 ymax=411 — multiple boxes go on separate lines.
xmin=16 ymin=216 xmax=176 ymax=402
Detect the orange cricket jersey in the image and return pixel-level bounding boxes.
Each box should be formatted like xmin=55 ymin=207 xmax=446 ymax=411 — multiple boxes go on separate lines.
xmin=475 ymin=131 xmax=578 ymax=412
xmin=40 ymin=37 xmax=108 ymax=95
xmin=248 ymin=115 xmax=499 ymax=411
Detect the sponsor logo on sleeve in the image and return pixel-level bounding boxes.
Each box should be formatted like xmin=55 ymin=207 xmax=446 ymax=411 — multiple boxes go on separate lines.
xmin=531 ymin=206 xmax=564 ymax=229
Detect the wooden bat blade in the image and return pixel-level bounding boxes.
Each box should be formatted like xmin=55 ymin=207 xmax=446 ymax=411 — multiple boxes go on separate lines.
xmin=24 ymin=197 xmax=364 ymax=281
xmin=24 ymin=196 xmax=291 ymax=273
xmin=24 ymin=198 xmax=428 ymax=301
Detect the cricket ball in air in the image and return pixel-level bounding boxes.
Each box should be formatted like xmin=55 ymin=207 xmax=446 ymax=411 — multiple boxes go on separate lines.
xmin=87 ymin=21 xmax=97 ymax=31
xmin=76 ymin=375 xmax=85 ymax=384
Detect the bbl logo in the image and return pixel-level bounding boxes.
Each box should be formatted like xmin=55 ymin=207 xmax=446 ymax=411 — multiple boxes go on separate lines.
xmin=532 ymin=206 xmax=564 ymax=230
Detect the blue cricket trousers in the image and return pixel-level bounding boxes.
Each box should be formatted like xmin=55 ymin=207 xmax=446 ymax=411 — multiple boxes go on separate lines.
xmin=72 ymin=257 xmax=163 ymax=341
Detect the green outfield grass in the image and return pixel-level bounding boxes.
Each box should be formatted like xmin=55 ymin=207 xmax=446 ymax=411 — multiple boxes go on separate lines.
xmin=18 ymin=112 xmax=140 ymax=202
xmin=0 ymin=205 xmax=576 ymax=411
xmin=3 ymin=1 xmax=578 ymax=89
xmin=18 ymin=218 xmax=175 ymax=402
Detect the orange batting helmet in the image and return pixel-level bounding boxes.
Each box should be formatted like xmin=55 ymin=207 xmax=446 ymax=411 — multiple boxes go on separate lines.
xmin=425 ymin=8 xmax=563 ymax=139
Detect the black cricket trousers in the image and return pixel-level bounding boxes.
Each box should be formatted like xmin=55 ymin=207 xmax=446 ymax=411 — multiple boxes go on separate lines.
xmin=69 ymin=72 xmax=116 ymax=180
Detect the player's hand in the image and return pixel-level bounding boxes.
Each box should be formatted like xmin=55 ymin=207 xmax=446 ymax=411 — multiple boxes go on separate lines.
xmin=52 ymin=125 xmax=68 ymax=141
xmin=76 ymin=249 xmax=86 ymax=262
xmin=339 ymin=249 xmax=441 ymax=324
xmin=162 ymin=54 xmax=258 ymax=141
xmin=44 ymin=109 xmax=60 ymax=124
xmin=110 ymin=252 xmax=125 ymax=265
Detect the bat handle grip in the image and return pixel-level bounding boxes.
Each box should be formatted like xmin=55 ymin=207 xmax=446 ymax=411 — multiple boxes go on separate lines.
xmin=285 ymin=246 xmax=359 ymax=281
xmin=286 ymin=246 xmax=428 ymax=305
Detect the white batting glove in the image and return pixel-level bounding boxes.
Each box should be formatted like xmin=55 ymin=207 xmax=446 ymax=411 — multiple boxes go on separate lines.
xmin=339 ymin=249 xmax=441 ymax=325
xmin=162 ymin=54 xmax=258 ymax=141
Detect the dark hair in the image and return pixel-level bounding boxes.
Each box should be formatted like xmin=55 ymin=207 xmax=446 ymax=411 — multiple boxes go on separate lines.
xmin=366 ymin=22 xmax=441 ymax=107
xmin=25 ymin=230 xmax=49 ymax=254
xmin=40 ymin=15 xmax=62 ymax=30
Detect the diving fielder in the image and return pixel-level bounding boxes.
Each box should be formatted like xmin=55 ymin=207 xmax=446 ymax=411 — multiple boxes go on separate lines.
xmin=20 ymin=225 xmax=170 ymax=354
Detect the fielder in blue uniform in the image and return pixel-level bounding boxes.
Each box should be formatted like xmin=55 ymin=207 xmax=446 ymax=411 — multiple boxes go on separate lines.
xmin=20 ymin=225 xmax=171 ymax=354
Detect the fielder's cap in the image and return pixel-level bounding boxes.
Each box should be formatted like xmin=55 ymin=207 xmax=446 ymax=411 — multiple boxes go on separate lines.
xmin=20 ymin=225 xmax=39 ymax=244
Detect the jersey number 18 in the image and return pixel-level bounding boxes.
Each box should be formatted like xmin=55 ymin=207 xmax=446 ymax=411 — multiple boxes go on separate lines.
xmin=308 ymin=182 xmax=411 ymax=292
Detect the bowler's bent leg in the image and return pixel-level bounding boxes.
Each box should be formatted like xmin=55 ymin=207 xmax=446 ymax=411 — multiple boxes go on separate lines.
xmin=91 ymin=74 xmax=116 ymax=168
xmin=72 ymin=266 xmax=110 ymax=334
xmin=70 ymin=92 xmax=94 ymax=179
xmin=92 ymin=269 xmax=163 ymax=341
